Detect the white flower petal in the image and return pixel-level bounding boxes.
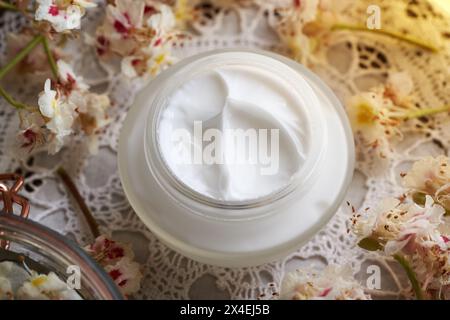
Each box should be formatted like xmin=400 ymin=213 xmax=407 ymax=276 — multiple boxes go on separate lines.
xmin=121 ymin=56 xmax=139 ymax=78
xmin=35 ymin=1 xmax=84 ymax=32
xmin=146 ymin=4 xmax=175 ymax=32
xmin=74 ymin=0 xmax=97 ymax=9
xmin=57 ymin=60 xmax=89 ymax=90
xmin=387 ymin=71 xmax=414 ymax=99
xmin=281 ymin=265 xmax=370 ymax=300
xmin=38 ymin=79 xmax=57 ymax=118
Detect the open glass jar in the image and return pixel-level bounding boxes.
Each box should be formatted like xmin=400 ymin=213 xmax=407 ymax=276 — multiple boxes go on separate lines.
xmin=0 ymin=174 xmax=122 ymax=300
xmin=119 ymin=49 xmax=355 ymax=267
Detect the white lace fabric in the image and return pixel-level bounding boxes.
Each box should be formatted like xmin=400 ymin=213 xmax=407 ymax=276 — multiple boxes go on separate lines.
xmin=0 ymin=2 xmax=449 ymax=299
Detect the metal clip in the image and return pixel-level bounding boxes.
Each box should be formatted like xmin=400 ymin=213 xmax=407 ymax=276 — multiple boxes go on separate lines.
xmin=0 ymin=173 xmax=30 ymax=249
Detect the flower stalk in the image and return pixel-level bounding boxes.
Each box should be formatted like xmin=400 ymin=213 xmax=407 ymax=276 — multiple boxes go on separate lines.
xmin=0 ymin=34 xmax=60 ymax=111
xmin=57 ymin=167 xmax=101 ymax=238
xmin=358 ymin=238 xmax=426 ymax=299
xmin=0 ymin=86 xmax=31 ymax=109
xmin=0 ymin=34 xmax=44 ymax=80
xmin=400 ymin=105 xmax=450 ymax=120
xmin=331 ymin=23 xmax=439 ymax=53
xmin=393 ymin=254 xmax=424 ymax=300
xmin=0 ymin=0 xmax=17 ymax=11
xmin=42 ymin=37 xmax=59 ymax=80
xmin=0 ymin=35 xmax=46 ymax=110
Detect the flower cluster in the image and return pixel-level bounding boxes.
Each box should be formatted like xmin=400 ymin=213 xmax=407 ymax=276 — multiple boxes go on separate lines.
xmin=16 ymin=272 xmax=82 ymax=299
xmin=85 ymin=235 xmax=143 ymax=296
xmin=0 ymin=265 xmax=13 ymax=300
xmin=281 ymin=265 xmax=370 ymax=300
xmin=402 ymin=155 xmax=450 ymax=212
xmin=0 ymin=261 xmax=81 ymax=300
xmin=352 ymin=196 xmax=445 ymax=255
xmin=35 ymin=0 xmax=97 ymax=33
xmin=346 ymin=71 xmax=415 ymax=158
xmin=259 ymin=0 xmax=353 ymax=64
xmin=264 ymin=0 xmax=320 ymax=63
xmin=17 ymin=59 xmax=110 ymax=155
xmin=94 ymin=0 xmax=179 ymax=78
xmin=350 ymin=156 xmax=450 ymax=299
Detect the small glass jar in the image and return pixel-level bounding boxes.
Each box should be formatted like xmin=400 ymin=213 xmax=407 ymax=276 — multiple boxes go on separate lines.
xmin=0 ymin=174 xmax=122 ymax=300
xmin=0 ymin=214 xmax=123 ymax=300
xmin=119 ymin=49 xmax=354 ymax=267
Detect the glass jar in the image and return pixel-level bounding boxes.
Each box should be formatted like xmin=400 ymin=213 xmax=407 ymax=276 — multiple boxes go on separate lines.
xmin=119 ymin=49 xmax=355 ymax=267
xmin=0 ymin=174 xmax=122 ymax=300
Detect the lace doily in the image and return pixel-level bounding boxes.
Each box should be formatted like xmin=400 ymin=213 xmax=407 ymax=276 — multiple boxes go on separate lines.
xmin=0 ymin=2 xmax=449 ymax=299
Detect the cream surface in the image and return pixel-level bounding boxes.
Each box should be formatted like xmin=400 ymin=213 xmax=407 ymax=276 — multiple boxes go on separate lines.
xmin=157 ymin=64 xmax=310 ymax=201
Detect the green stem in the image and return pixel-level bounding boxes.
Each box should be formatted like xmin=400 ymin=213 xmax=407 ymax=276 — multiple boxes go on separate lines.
xmin=0 ymin=34 xmax=44 ymax=80
xmin=400 ymin=105 xmax=450 ymax=120
xmin=42 ymin=37 xmax=59 ymax=80
xmin=0 ymin=1 xmax=17 ymax=11
xmin=57 ymin=167 xmax=101 ymax=238
xmin=331 ymin=23 xmax=439 ymax=53
xmin=393 ymin=254 xmax=424 ymax=300
xmin=0 ymin=86 xmax=30 ymax=109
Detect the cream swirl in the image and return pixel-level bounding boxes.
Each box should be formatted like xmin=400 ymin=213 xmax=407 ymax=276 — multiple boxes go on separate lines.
xmin=157 ymin=64 xmax=310 ymax=202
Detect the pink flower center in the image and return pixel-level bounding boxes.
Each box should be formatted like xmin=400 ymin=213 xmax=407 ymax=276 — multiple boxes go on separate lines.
xmin=107 ymin=247 xmax=125 ymax=259
xmin=21 ymin=129 xmax=37 ymax=148
xmin=113 ymin=12 xmax=133 ymax=36
xmin=97 ymin=36 xmax=108 ymax=46
xmin=124 ymin=12 xmax=131 ymax=24
xmin=48 ymin=6 xmax=59 ymax=16
xmin=114 ymin=20 xmax=129 ymax=34
xmin=109 ymin=269 xmax=122 ymax=280
xmin=154 ymin=38 xmax=162 ymax=47
xmin=96 ymin=36 xmax=110 ymax=56
xmin=319 ymin=287 xmax=332 ymax=297
xmin=144 ymin=5 xmax=156 ymax=15
xmin=118 ymin=279 xmax=128 ymax=287
xmin=67 ymin=74 xmax=76 ymax=86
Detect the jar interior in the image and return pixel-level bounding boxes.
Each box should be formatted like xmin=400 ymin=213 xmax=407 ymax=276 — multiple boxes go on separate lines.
xmin=147 ymin=52 xmax=326 ymax=217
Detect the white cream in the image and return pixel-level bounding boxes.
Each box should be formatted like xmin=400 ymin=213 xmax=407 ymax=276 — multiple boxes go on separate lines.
xmin=157 ymin=64 xmax=311 ymax=202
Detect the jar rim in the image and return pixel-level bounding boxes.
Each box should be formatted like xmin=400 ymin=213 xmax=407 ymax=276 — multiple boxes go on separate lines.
xmin=144 ymin=51 xmax=327 ymax=221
